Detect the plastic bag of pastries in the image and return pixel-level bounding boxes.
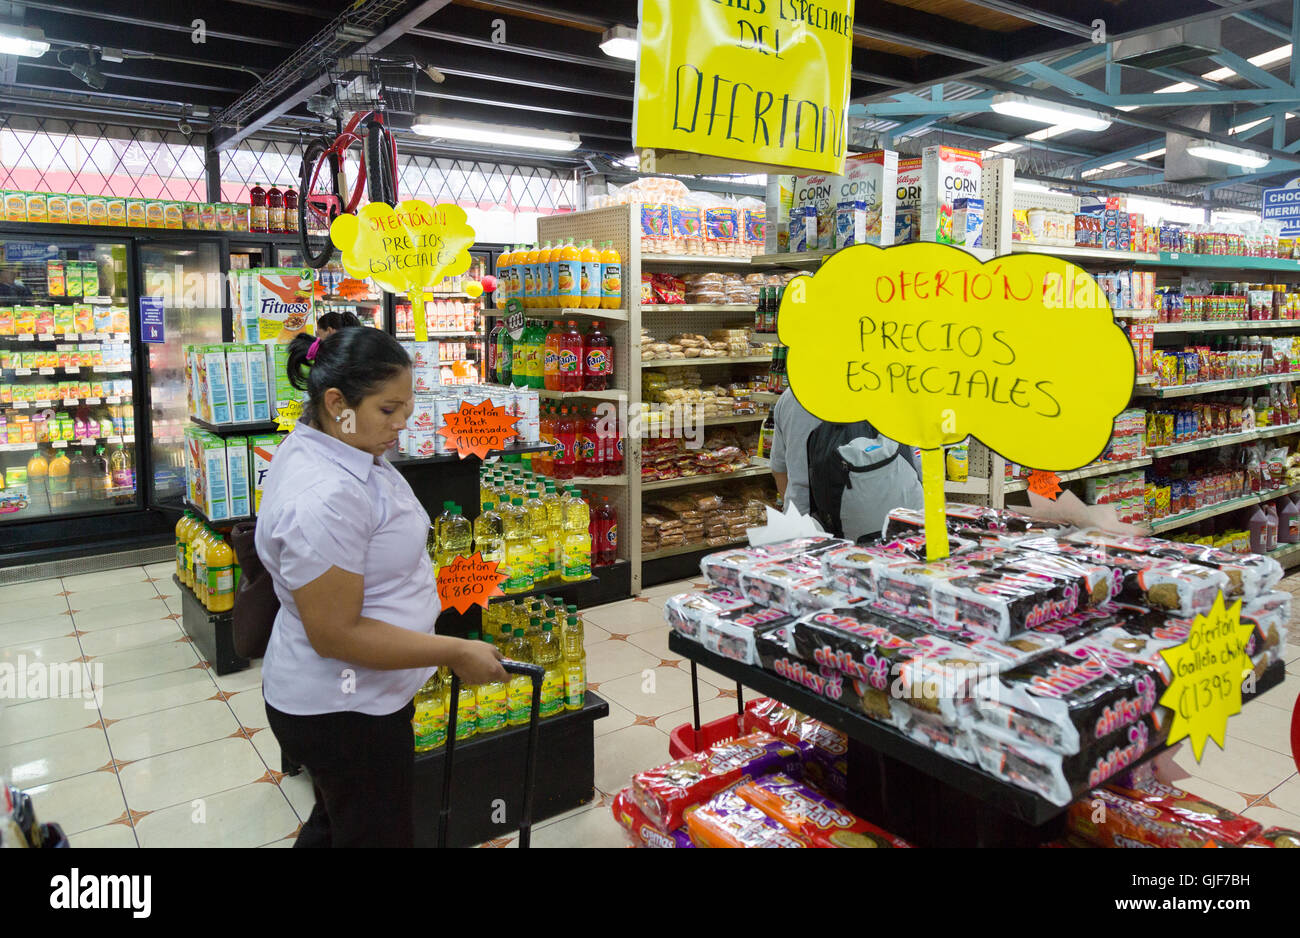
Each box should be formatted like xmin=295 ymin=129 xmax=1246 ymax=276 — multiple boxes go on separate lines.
xmin=611 ymin=788 xmax=695 ymax=847
xmin=684 ymin=785 xmax=812 ymax=847
xmin=733 ymin=773 xmax=912 ymax=847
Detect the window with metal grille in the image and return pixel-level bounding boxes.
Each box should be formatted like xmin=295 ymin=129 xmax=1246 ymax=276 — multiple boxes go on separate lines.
xmin=0 ymin=117 xmax=205 ymax=199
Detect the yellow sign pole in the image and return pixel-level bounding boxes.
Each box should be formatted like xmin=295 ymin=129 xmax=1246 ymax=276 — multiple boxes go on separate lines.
xmin=410 ymin=289 xmax=428 ymax=343
xmin=920 ymin=448 xmax=949 ymax=562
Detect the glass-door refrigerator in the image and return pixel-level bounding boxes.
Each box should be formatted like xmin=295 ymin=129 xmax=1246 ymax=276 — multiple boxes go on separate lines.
xmin=0 ymin=235 xmax=138 ymax=523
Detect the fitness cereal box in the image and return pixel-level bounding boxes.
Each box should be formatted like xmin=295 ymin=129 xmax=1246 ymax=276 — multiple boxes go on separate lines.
xmin=920 ymin=145 xmax=982 ymax=245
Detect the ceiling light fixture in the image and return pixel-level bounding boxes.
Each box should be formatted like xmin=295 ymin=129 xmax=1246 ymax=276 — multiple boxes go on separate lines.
xmin=0 ymin=22 xmax=49 ymax=58
xmin=990 ymin=92 xmax=1111 ymax=132
xmin=1187 ymin=140 xmax=1269 ymax=169
xmin=411 ymin=116 xmax=581 ymax=152
xmin=600 ymin=25 xmax=638 ymax=61
xmin=334 ymin=24 xmax=376 ymax=43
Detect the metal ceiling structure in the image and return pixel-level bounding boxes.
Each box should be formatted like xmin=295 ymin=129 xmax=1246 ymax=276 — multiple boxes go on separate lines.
xmin=0 ymin=0 xmax=1297 ymax=207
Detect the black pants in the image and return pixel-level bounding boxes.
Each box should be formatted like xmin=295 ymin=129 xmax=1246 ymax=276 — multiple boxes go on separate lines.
xmin=266 ymin=699 xmax=416 ymax=848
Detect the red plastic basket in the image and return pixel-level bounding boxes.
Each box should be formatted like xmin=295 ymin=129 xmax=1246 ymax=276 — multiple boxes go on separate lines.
xmin=668 ymin=712 xmax=745 ymax=759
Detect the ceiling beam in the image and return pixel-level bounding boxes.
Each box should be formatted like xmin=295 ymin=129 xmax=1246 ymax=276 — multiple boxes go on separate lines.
xmin=408 ymin=5 xmax=633 ymax=72
xmin=1208 ymin=49 xmax=1294 ymax=91
xmin=953 ymin=0 xmax=1094 ymax=37
xmin=17 ymin=0 xmax=299 ymax=48
xmin=854 ymin=3 xmax=1006 ymax=66
xmin=1205 ymin=0 xmax=1293 ymax=39
xmin=391 ymin=39 xmax=633 ymax=102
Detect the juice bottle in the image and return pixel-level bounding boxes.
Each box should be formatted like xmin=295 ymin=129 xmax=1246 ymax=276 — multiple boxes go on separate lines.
xmin=510 ymin=245 xmax=524 ymax=301
xmin=523 ymin=243 xmax=541 ymax=308
xmin=553 ymin=406 xmax=576 ymax=480
xmin=534 ymin=622 xmax=564 ymax=718
xmin=583 ymin=320 xmax=614 ymax=391
xmin=412 ymin=671 xmax=448 ymax=752
xmin=556 ymin=239 xmax=581 ymax=309
xmin=206 ymin=535 xmax=236 ymax=613
xmin=561 ymin=487 xmax=592 ymax=582
xmin=282 ymin=188 xmax=297 ymax=233
xmin=562 ymin=615 xmax=586 ymax=711
xmin=473 ymin=501 xmax=504 ymax=566
xmin=267 ymin=185 xmax=285 ymax=233
xmin=47 ymin=450 xmax=70 ymax=507
xmin=524 ymin=486 xmax=551 ymax=583
xmin=592 ymin=495 xmax=618 ymax=567
xmin=543 ymin=241 xmax=560 ymax=306
xmin=600 ymin=241 xmax=622 ymax=309
xmin=525 ymin=319 xmax=546 ymax=390
xmin=501 ymin=496 xmax=535 ymax=594
xmin=249 ymin=182 xmax=268 ymax=233
xmin=580 ymin=239 xmax=602 ymax=309
xmin=505 ymin=628 xmax=534 ymax=727
xmin=543 ymin=320 xmax=563 ymax=391
xmin=475 ymin=635 xmax=508 ymax=734
xmin=175 ymin=509 xmax=195 ymax=584
xmin=437 ymin=502 xmax=472 ymax=570
xmin=558 ymin=320 xmax=583 ymax=392
xmin=495 ymin=246 xmax=512 ymax=302
xmin=193 ymin=525 xmax=210 ymax=608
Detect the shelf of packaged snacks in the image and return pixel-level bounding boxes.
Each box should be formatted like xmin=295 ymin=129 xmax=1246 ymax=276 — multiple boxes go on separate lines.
xmin=640 ymin=254 xmax=753 ymax=266
xmin=641 ymin=459 xmax=771 ymax=492
xmin=1149 ymin=483 xmax=1300 ymax=534
xmin=1002 ymin=456 xmax=1154 ymax=493
xmin=1157 ymin=252 xmax=1300 ymax=271
xmin=1152 ymin=319 xmax=1300 ymax=334
xmin=1134 ymin=375 xmax=1156 ymax=385
xmin=643 ymin=537 xmax=747 ymax=561
xmin=667 ymin=631 xmax=1286 ymax=836
xmin=1135 ymin=373 xmax=1300 ymax=398
xmin=1010 ymin=241 xmax=1161 ymax=264
xmin=749 ymin=391 xmax=780 ymax=405
xmin=1267 ymin=542 xmax=1300 ymax=567
xmin=189 ymin=417 xmax=279 ymax=436
xmin=699 ymin=413 xmax=767 ymax=427
xmin=185 ymin=500 xmax=254 ymax=527
xmin=3 ymin=395 xmax=131 ymax=411
xmin=0 ymin=332 xmax=131 ymax=344
xmin=641 ymin=355 xmax=772 ymax=369
xmin=1147 ymin=423 xmax=1300 ymax=459
xmin=1113 ymin=310 xmax=1160 ymax=321
xmin=642 ymin=304 xmax=755 ymax=313
xmin=535 ymin=387 xmax=626 ymax=401
xmin=529 ymin=308 xmax=629 ymax=321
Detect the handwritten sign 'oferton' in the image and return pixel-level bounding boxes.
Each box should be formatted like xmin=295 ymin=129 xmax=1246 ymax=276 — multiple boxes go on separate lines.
xmin=330 ymin=200 xmax=476 ymax=298
xmin=437 ymin=398 xmax=520 ymax=460
xmin=635 ymin=0 xmax=855 ymax=175
xmin=437 ymin=552 xmax=506 ymax=614
xmin=779 ymin=242 xmax=1136 ymax=472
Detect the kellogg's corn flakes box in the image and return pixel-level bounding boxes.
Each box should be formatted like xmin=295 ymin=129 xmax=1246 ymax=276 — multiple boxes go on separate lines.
xmin=920 ymin=145 xmax=982 ymax=245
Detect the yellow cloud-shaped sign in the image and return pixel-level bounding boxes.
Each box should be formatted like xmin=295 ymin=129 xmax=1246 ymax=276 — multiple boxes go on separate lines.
xmin=779 ymin=242 xmax=1135 ymax=471
xmin=330 ymin=201 xmax=476 ymax=340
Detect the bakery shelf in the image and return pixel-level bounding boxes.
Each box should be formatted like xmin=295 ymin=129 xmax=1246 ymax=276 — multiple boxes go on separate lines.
xmin=529 ymin=307 xmax=629 ymax=322
xmin=643 ymin=538 xmax=747 ymax=561
xmin=641 ymin=355 xmax=771 ymax=369
xmin=1152 ymin=320 xmax=1300 ymax=334
xmin=1135 ymin=373 xmax=1299 ymax=398
xmin=641 ymin=459 xmax=772 ymax=492
xmin=1001 ymin=456 xmax=1154 ymax=493
xmin=1009 ymin=242 xmax=1161 ymax=264
xmin=1148 ymin=483 xmax=1300 ymax=534
xmin=1148 ymin=424 xmax=1300 ymax=459
xmin=749 ymin=391 xmax=781 ymax=405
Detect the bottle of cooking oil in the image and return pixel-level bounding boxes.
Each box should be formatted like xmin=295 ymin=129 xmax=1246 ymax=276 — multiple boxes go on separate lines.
xmin=475 ymin=635 xmax=508 ymax=735
xmin=412 ymin=669 xmax=448 ymax=752
xmin=436 ymin=503 xmax=472 ymax=571
xmin=473 ymin=501 xmax=504 ymax=566
xmin=561 ymin=487 xmax=592 ymax=582
xmin=501 ymin=497 xmax=534 ymax=594
xmin=562 ymin=615 xmax=586 ymax=711
xmin=430 ymin=500 xmax=453 ymax=571
xmin=453 ymin=635 xmax=479 ymax=741
xmin=541 ymin=482 xmax=564 ymax=579
xmin=534 ymin=621 xmax=564 ymax=719
xmin=505 ymin=627 xmax=535 ymax=727
xmin=523 ymin=485 xmax=550 ymax=583
xmin=526 ymin=614 xmax=544 ymax=658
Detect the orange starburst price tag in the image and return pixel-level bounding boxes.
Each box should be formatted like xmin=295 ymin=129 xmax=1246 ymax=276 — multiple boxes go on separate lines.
xmin=436 ymin=551 xmax=506 ymax=614
xmin=437 ymin=398 xmax=520 ymax=460
xmin=1027 ymin=470 xmax=1062 ymax=500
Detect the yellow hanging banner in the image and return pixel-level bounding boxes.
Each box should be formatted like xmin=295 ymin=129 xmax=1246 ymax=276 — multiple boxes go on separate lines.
xmin=635 ymin=0 xmax=856 ymax=175
xmin=1158 ymin=592 xmax=1256 ymax=761
xmin=330 ymin=200 xmax=476 ymax=341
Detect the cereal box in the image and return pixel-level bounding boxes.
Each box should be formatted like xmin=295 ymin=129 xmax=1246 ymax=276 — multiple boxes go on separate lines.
xmin=894 ymin=157 xmax=923 ymax=244
xmin=245 ymin=344 xmax=271 ymax=421
xmin=45 ymin=193 xmax=69 ymax=224
xmin=145 ymin=201 xmax=166 ymax=228
xmin=196 ymin=431 xmax=230 ymax=521
xmin=67 ymin=196 xmax=88 ymax=225
xmin=953 ymin=197 xmax=984 ymax=247
xmin=249 ymin=434 xmax=282 ymax=513
xmin=4 ymin=192 xmax=26 ymax=222
xmin=201 ymin=345 xmax=231 ymax=424
xmin=86 ymin=198 xmax=108 ymax=226
xmin=162 ymin=202 xmax=184 ymax=230
xmin=225 ymin=345 xmax=251 ymax=423
xmin=241 ymin=268 xmax=314 ymax=345
xmin=790 ymin=150 xmax=898 ymax=251
xmin=126 ymin=200 xmax=147 ymax=227
xmin=920 ymin=146 xmax=982 ymax=245
xmin=26 ymin=193 xmax=47 ymax=223
xmin=106 ymin=199 xmax=127 ymax=226
xmin=225 ymin=437 xmax=251 ymax=519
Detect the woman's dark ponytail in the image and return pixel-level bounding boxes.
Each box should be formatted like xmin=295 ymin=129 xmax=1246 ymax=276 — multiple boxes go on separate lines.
xmin=284 ymin=328 xmax=411 ymax=423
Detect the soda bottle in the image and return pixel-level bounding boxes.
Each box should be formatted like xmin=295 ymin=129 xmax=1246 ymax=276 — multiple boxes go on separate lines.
xmin=561 ymin=487 xmax=592 ymax=582
xmin=592 ymin=496 xmax=618 ymax=567
xmin=559 ymin=320 xmax=584 ymax=392
xmin=580 ymin=240 xmax=602 ymax=310
xmin=511 ymin=319 xmax=528 ymax=388
xmin=486 ymin=319 xmax=501 ymax=383
xmin=575 ymin=406 xmax=598 ymax=478
xmin=282 ymin=187 xmax=297 ymax=233
xmin=267 ymin=184 xmax=285 ymax=233
xmin=249 ymin=182 xmax=268 ymax=233
xmin=561 ymin=614 xmax=586 ymax=711
xmin=599 ymin=241 xmax=622 ymax=309
xmin=543 ymin=320 xmax=563 ymax=391
xmin=608 ymin=420 xmax=624 ymax=477
xmin=553 ymin=406 xmax=576 ymax=480
xmin=556 ymin=240 xmax=581 ymax=309
xmin=413 ymin=671 xmax=449 ymax=752
xmin=473 ymin=501 xmax=504 ymax=566
xmin=533 ymin=622 xmax=564 ymax=718
xmin=583 ymin=320 xmax=614 ymax=391
xmin=475 ymin=635 xmax=508 ymax=735
xmin=530 ymin=319 xmax=549 ymax=390
xmin=505 ymin=628 xmax=535 ymax=727
xmin=496 ymin=322 xmax=513 ymax=385
xmin=501 ymin=497 xmax=535 ymax=593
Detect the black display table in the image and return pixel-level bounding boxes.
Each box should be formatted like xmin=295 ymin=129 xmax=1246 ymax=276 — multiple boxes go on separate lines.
xmin=172 ymin=574 xmax=248 ymax=676
xmin=668 ymin=632 xmax=1286 ymax=847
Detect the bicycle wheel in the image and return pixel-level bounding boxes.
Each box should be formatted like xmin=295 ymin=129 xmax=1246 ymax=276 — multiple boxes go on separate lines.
xmin=365 ymin=120 xmax=398 ymax=207
xmin=299 ymin=138 xmax=342 ymax=269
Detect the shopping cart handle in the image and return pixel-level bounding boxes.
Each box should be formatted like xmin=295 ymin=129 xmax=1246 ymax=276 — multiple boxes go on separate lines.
xmin=501 ymin=660 xmax=545 ymax=682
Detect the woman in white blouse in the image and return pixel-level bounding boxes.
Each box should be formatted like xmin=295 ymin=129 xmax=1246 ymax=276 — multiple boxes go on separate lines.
xmin=256 ymin=327 xmax=506 ymax=848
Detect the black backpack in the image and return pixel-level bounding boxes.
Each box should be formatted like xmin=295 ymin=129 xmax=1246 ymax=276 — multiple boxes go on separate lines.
xmin=805 ymin=421 xmax=923 ymax=543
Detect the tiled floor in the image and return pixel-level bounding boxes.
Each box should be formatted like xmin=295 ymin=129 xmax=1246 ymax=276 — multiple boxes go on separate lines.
xmin=1 ymin=563 xmax=1298 ymax=847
